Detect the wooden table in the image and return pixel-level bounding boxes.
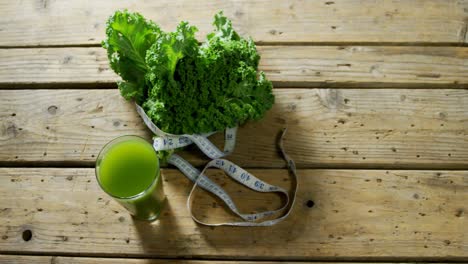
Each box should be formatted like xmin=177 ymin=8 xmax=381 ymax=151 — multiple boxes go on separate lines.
xmin=1 ymin=1 xmax=467 ymax=263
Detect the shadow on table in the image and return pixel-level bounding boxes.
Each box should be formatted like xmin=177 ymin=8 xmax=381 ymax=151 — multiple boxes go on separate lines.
xmin=130 ymin=173 xmax=311 ymax=256
xmin=132 ymin=198 xmax=183 ymax=255
xmin=197 ymin=202 xmax=310 ymax=253
xmin=193 ymin=169 xmax=310 ymax=253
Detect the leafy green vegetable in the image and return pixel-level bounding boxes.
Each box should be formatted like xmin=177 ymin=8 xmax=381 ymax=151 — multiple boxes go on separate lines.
xmin=103 ymin=10 xmax=274 ymax=135
xmin=102 ymin=10 xmax=160 ymax=102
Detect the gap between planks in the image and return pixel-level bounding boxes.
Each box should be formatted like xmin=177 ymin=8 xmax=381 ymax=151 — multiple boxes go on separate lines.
xmin=0 ymin=253 xmax=467 ymax=263
xmin=0 ymin=42 xmax=468 ymax=49
xmin=2 ymin=163 xmax=468 ymax=171
xmin=3 ymin=84 xmax=468 ymax=90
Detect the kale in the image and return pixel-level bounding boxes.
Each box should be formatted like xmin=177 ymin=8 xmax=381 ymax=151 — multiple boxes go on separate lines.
xmin=103 ymin=10 xmax=274 ymax=135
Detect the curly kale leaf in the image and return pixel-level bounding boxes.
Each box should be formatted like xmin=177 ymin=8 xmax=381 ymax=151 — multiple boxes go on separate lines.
xmin=143 ymin=21 xmax=200 ymax=133
xmin=207 ymin=11 xmax=240 ymax=41
xmin=102 ymin=10 xmax=160 ymax=103
xmin=143 ymin=12 xmax=273 ymax=134
xmin=146 ymin=22 xmax=198 ymax=81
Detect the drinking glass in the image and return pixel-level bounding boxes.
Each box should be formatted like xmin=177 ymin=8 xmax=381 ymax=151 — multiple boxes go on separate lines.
xmin=95 ymin=135 xmax=165 ymax=221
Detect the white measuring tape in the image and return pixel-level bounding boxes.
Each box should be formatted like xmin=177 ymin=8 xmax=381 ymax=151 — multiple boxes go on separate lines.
xmin=136 ymin=103 xmax=297 ymax=226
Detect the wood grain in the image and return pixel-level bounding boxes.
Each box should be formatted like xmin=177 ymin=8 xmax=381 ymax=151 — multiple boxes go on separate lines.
xmin=0 ymin=48 xmax=117 ymax=87
xmin=0 ymin=168 xmax=466 ymax=259
xmin=1 ymin=89 xmax=467 ymax=169
xmin=0 ymin=255 xmax=457 ymax=264
xmin=1 ymin=46 xmax=468 ymax=88
xmin=0 ymin=0 xmax=467 ymax=47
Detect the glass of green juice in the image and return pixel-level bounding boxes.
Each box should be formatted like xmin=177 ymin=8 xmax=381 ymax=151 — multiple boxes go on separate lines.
xmin=95 ymin=135 xmax=165 ymax=221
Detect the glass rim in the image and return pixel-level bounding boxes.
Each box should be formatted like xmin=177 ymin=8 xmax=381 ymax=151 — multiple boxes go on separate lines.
xmin=95 ymin=135 xmax=160 ymax=200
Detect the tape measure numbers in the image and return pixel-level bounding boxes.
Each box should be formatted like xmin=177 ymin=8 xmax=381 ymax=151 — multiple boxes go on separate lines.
xmin=136 ymin=103 xmax=297 ymax=226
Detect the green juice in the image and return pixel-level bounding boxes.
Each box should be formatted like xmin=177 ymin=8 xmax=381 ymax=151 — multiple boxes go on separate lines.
xmin=96 ymin=136 xmax=165 ymax=221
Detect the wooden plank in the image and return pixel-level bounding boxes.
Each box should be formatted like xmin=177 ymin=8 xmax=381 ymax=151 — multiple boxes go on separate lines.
xmin=0 ymin=48 xmax=117 ymax=87
xmin=0 ymin=256 xmax=457 ymax=264
xmin=1 ymin=89 xmax=467 ymax=169
xmin=0 ymin=168 xmax=466 ymax=259
xmin=1 ymin=46 xmax=468 ymax=88
xmin=0 ymin=255 xmax=279 ymax=264
xmin=0 ymin=0 xmax=467 ymax=46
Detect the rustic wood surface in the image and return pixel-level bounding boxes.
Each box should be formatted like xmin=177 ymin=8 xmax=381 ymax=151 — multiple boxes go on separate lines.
xmin=0 ymin=256 xmax=458 ymax=264
xmin=0 ymin=168 xmax=466 ymax=259
xmin=2 ymin=256 xmax=449 ymax=264
xmin=1 ymin=46 xmax=467 ymax=88
xmin=1 ymin=0 xmax=467 ymax=46
xmin=1 ymin=89 xmax=466 ymax=168
xmin=1 ymin=0 xmax=467 ymax=262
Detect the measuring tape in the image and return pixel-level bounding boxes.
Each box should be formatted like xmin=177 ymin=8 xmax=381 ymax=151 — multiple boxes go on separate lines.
xmin=136 ymin=103 xmax=297 ymax=226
